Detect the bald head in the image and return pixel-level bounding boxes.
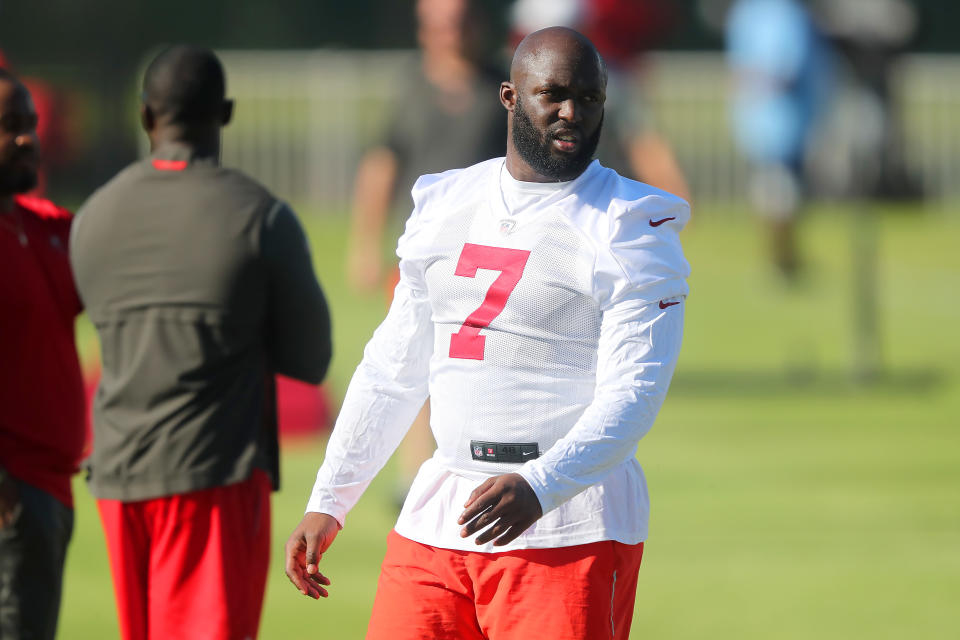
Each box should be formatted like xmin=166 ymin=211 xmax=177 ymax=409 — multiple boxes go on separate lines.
xmin=142 ymin=45 xmax=229 ymax=126
xmin=500 ymin=27 xmax=606 ymax=182
xmin=510 ymin=27 xmax=607 ymax=89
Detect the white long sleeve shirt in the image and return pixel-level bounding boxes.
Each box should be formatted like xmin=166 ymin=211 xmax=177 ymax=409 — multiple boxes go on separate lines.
xmin=307 ymin=158 xmax=690 ymax=552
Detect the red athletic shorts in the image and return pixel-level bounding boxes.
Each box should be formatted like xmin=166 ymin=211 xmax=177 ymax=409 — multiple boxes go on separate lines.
xmin=97 ymin=470 xmax=271 ymax=640
xmin=366 ymin=530 xmax=644 ymax=640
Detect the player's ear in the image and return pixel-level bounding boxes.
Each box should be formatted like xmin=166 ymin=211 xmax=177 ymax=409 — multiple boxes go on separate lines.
xmin=140 ymin=103 xmax=154 ymax=133
xmin=220 ymin=99 xmax=234 ymax=127
xmin=500 ymin=82 xmax=517 ymax=111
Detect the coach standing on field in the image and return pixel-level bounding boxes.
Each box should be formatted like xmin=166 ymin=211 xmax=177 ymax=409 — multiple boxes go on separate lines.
xmin=71 ymin=46 xmax=332 ymax=640
xmin=0 ymin=68 xmax=85 ymax=640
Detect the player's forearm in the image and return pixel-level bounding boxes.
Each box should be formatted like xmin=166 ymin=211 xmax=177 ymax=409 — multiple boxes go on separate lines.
xmin=518 ymin=302 xmax=684 ymax=514
xmin=305 ymin=362 xmax=428 ymax=524
xmin=304 ymin=279 xmax=433 ymax=524
xmin=517 ymin=384 xmax=671 ymax=514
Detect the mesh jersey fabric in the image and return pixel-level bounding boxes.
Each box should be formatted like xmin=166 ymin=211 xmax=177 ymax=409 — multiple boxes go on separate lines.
xmin=308 ymin=158 xmax=690 ymax=551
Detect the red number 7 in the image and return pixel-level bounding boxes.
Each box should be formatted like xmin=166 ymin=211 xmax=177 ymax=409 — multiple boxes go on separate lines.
xmin=449 ymin=243 xmax=531 ymax=360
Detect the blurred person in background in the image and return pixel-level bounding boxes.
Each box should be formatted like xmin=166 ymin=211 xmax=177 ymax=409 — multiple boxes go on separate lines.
xmin=286 ymin=28 xmax=689 ymax=639
xmin=804 ymin=0 xmax=921 ymax=379
xmin=510 ymin=0 xmax=691 ymax=201
xmin=346 ymin=0 xmax=508 ymax=507
xmin=0 ymin=50 xmax=75 ymax=199
xmin=724 ymin=0 xmax=834 ymax=281
xmin=70 ymin=46 xmax=331 ymax=640
xmin=0 ymin=68 xmax=85 ymax=640
xmin=810 ymin=0 xmax=922 ymax=201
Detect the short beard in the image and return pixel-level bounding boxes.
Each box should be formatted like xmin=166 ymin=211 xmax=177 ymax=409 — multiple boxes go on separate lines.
xmin=511 ymin=96 xmax=602 ymax=181
xmin=0 ymin=169 xmax=37 ymax=195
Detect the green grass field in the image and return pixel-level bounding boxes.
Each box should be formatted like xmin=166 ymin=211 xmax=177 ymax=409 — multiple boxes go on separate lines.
xmin=58 ymin=203 xmax=959 ymax=639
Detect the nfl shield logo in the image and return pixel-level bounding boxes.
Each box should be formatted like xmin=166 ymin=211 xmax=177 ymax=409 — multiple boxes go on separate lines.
xmin=473 ymin=444 xmax=483 ymax=457
xmin=498 ymin=219 xmax=516 ymax=235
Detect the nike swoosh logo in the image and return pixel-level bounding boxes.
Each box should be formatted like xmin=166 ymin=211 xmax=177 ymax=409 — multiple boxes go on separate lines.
xmin=649 ymin=217 xmax=676 ymax=227
xmin=659 ymin=300 xmax=680 ymax=309
xmin=522 ymin=451 xmax=535 ymax=456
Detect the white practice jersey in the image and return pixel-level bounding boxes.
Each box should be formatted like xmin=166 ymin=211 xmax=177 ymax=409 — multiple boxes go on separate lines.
xmin=308 ymin=158 xmax=690 ymax=552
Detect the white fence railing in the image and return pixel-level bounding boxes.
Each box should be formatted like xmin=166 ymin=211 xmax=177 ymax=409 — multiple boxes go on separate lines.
xmin=201 ymin=50 xmax=960 ymax=211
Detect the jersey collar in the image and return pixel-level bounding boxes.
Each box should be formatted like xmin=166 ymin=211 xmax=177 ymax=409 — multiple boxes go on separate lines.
xmin=487 ymin=158 xmax=602 ymax=222
xmin=148 ymin=143 xmax=219 ymax=172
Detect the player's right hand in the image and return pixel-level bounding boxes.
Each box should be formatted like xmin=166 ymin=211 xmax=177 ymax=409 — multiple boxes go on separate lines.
xmin=284 ymin=512 xmax=340 ymax=599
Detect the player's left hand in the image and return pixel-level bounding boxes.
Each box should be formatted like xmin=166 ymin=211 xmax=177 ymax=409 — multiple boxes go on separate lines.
xmin=458 ymin=473 xmax=543 ymax=546
xmin=284 ymin=512 xmax=339 ymax=599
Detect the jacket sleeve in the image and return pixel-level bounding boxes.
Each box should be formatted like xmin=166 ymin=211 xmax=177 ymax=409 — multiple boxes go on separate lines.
xmin=260 ymin=200 xmax=332 ymax=384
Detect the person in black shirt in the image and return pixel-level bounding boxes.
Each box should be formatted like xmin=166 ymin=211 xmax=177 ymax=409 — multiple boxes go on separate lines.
xmin=71 ymin=45 xmax=331 ymax=640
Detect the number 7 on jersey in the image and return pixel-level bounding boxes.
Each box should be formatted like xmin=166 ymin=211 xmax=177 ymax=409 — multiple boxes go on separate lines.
xmin=449 ymin=243 xmax=531 ymax=361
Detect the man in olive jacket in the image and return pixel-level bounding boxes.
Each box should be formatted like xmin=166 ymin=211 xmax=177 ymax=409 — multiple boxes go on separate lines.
xmin=70 ymin=45 xmax=332 ymax=640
